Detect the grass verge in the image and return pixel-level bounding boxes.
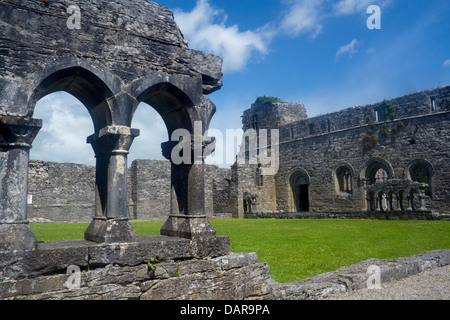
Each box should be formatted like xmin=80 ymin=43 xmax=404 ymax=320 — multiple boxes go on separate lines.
xmin=30 ymin=219 xmax=450 ymax=283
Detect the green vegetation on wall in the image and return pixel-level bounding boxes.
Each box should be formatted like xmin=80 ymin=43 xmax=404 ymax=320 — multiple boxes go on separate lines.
xmin=254 ymin=95 xmax=283 ymax=106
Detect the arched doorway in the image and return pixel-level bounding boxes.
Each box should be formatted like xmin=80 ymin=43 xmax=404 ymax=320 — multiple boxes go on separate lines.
xmin=289 ymin=169 xmax=310 ymax=212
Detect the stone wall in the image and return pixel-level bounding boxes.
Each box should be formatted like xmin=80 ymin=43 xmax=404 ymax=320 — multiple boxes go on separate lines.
xmin=27 ymin=161 xmax=95 ymax=223
xmin=27 ymin=159 xmax=232 ymax=222
xmin=27 ymin=86 xmax=450 ymax=222
xmin=234 ymin=85 xmax=450 ymax=217
xmin=1 ymin=246 xmax=448 ymax=300
xmin=128 ymin=159 xmax=171 ymax=221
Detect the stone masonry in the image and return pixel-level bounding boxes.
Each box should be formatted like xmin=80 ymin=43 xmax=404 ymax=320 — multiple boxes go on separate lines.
xmin=1 ymin=0 xmax=449 ymax=302
xmin=1 ymin=0 xmax=224 ymax=245
xmin=27 ymin=159 xmax=232 ymax=223
xmin=27 ymin=85 xmax=450 ymax=223
xmin=233 ymin=85 xmax=450 ymax=219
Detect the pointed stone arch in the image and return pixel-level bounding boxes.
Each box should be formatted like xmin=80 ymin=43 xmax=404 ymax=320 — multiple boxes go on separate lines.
xmin=288 ymin=168 xmax=311 ymax=212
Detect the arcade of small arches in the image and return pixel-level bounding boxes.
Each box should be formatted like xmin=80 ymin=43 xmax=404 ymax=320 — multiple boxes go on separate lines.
xmin=0 ymin=63 xmax=217 ymax=250
xmin=286 ymin=158 xmax=433 ymax=213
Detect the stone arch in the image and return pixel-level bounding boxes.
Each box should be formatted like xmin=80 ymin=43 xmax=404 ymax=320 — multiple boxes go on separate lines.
xmin=0 ymin=0 xmax=223 ymax=249
xmin=288 ymin=168 xmax=310 ymax=212
xmin=406 ymin=159 xmax=434 ymax=198
xmin=361 ymin=157 xmax=394 ymax=186
xmin=387 ymin=190 xmax=396 ymax=211
xmin=133 ymin=82 xmax=196 ymax=135
xmin=333 ymin=162 xmax=354 ymax=194
xmin=28 ymin=65 xmax=116 ymax=132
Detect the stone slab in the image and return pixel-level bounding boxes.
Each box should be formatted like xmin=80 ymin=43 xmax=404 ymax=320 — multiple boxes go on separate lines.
xmin=0 ymin=235 xmax=230 ymax=280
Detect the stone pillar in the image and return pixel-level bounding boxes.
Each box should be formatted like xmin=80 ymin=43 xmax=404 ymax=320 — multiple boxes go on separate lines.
xmin=84 ymin=126 xmax=140 ymax=243
xmin=0 ymin=116 xmax=41 ymax=252
xmin=160 ymin=137 xmax=216 ymax=239
xmin=418 ymin=193 xmax=427 ymax=211
xmin=406 ymin=193 xmax=413 ymax=211
xmin=375 ymin=193 xmax=381 ymax=211
xmin=396 ymin=193 xmax=402 ymax=211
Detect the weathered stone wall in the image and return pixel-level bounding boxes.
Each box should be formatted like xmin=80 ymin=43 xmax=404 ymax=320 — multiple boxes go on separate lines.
xmin=1 ymin=247 xmax=448 ymax=300
xmin=0 ymin=0 xmax=223 ymax=119
xmin=234 ymin=85 xmax=450 ymax=217
xmin=27 ymin=161 xmax=95 ymax=222
xmin=206 ymin=165 xmax=232 ymax=218
xmin=242 ymin=102 xmax=307 ymax=132
xmin=128 ymin=159 xmax=171 ymax=221
xmin=27 ymin=159 xmax=232 ymax=222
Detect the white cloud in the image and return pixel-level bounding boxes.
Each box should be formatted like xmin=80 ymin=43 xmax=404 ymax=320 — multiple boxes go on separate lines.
xmin=333 ymin=0 xmax=390 ymax=16
xmin=336 ymin=39 xmax=359 ymax=60
xmin=279 ymin=0 xmax=324 ymax=38
xmin=128 ymin=103 xmax=167 ymax=163
xmin=31 ymin=92 xmax=96 ymax=165
xmin=173 ymin=0 xmax=272 ymax=73
xmin=444 ymin=59 xmax=450 ymax=67
xmin=32 ymin=95 xmax=169 ymax=166
xmin=333 ymin=0 xmax=374 ymax=15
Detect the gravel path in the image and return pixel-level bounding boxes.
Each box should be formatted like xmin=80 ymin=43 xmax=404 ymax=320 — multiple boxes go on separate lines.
xmin=329 ymin=264 xmax=450 ymax=300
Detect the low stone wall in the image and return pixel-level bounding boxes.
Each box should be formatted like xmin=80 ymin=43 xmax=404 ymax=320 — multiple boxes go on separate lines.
xmin=271 ymin=249 xmax=450 ymax=300
xmin=0 ymin=252 xmax=272 ymax=300
xmin=1 ymin=242 xmax=448 ymax=300
xmin=244 ymin=211 xmax=450 ymax=221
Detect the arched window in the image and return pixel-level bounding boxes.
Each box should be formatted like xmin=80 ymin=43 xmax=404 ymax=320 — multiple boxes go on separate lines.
xmin=335 ymin=165 xmax=353 ymax=194
xmin=363 ymin=158 xmax=393 ymax=185
xmin=408 ymin=160 xmax=434 ymax=198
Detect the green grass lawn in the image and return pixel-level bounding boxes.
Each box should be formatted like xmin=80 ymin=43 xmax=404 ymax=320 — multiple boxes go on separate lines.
xmin=30 ymin=219 xmax=450 ymax=283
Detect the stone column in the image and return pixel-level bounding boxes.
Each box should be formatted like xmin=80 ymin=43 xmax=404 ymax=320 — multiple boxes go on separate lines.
xmin=375 ymin=193 xmax=381 ymax=211
xmin=418 ymin=192 xmax=427 ymax=211
xmin=406 ymin=193 xmax=413 ymax=211
xmin=84 ymin=126 xmax=140 ymax=243
xmin=160 ymin=136 xmax=216 ymax=239
xmin=396 ymin=193 xmax=402 ymax=211
xmin=0 ymin=116 xmax=41 ymax=252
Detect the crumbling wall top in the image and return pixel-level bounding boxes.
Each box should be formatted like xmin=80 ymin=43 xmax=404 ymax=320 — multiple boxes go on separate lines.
xmin=0 ymin=0 xmax=223 ymax=117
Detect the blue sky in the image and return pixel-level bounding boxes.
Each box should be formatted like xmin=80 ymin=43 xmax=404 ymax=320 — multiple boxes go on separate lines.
xmin=31 ymin=0 xmax=450 ymax=167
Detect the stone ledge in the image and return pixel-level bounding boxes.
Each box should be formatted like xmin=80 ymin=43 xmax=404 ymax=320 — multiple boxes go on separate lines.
xmin=0 ymin=252 xmax=268 ymax=300
xmin=0 ymin=235 xmax=230 ymax=280
xmin=269 ymin=249 xmax=450 ymax=300
xmin=1 ymin=249 xmax=448 ymax=300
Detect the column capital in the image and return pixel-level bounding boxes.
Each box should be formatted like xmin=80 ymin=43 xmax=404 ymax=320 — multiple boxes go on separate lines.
xmin=87 ymin=126 xmax=140 ymax=157
xmin=161 ymin=136 xmax=216 ymax=162
xmin=0 ymin=116 xmax=42 ymax=150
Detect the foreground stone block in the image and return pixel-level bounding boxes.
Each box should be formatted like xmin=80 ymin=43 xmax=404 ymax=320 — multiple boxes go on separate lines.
xmin=0 ymin=235 xmax=230 ymax=280
xmin=1 ymin=248 xmax=448 ymax=300
xmin=161 ymin=215 xmax=217 ymax=239
xmin=84 ymin=218 xmax=138 ymax=243
xmin=0 ymin=252 xmax=271 ymax=300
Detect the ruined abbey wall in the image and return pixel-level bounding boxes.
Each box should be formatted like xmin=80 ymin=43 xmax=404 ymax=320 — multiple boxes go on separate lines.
xmin=27 ymin=159 xmax=232 ymax=223
xmin=27 ymin=86 xmax=449 ymax=223
xmin=234 ymin=85 xmax=450 ymax=217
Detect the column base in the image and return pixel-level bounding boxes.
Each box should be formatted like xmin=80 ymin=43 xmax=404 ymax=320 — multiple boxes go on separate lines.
xmin=84 ymin=218 xmax=138 ymax=243
xmin=0 ymin=223 xmax=38 ymax=252
xmin=160 ymin=215 xmax=216 ymax=239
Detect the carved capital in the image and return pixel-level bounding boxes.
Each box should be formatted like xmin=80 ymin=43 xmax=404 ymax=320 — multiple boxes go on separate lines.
xmin=88 ymin=126 xmax=140 ymax=157
xmin=0 ymin=116 xmax=42 ymax=150
xmin=161 ymin=136 xmax=216 ymax=162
